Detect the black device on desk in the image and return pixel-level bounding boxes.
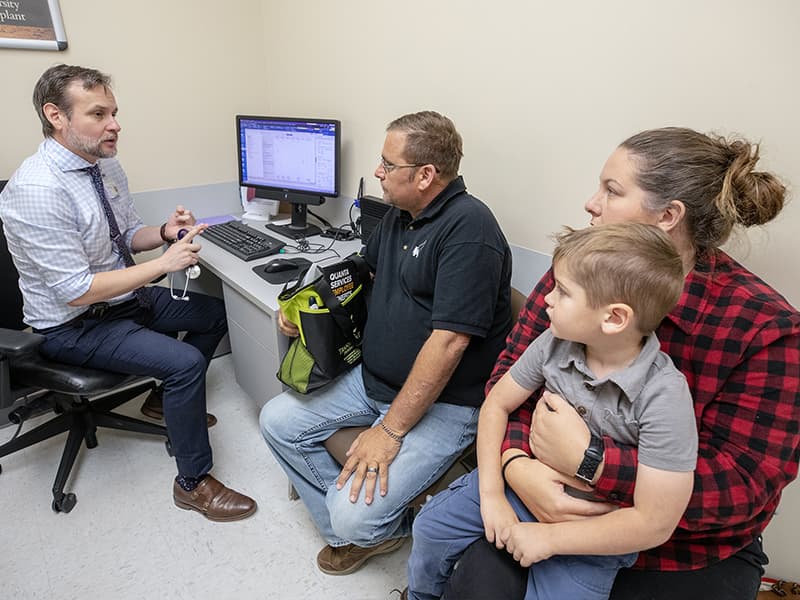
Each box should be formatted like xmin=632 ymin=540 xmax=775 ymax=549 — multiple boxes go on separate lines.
xmin=200 ymin=220 xmax=285 ymax=261
xmin=236 ymin=115 xmax=341 ymax=240
xmin=359 ymin=195 xmax=391 ymax=243
xmin=320 ymin=227 xmax=356 ymax=241
xmin=253 ymin=257 xmax=312 ymax=285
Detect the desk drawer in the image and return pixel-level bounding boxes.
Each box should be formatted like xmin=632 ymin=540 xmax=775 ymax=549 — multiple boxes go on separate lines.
xmin=227 ymin=318 xmax=283 ymax=405
xmin=222 ymin=283 xmax=277 ymax=355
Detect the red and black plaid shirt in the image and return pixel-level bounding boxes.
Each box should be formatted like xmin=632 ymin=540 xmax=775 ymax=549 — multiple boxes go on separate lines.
xmin=495 ymin=250 xmax=800 ymax=571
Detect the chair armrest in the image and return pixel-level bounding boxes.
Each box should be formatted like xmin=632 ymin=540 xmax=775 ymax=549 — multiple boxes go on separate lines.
xmin=0 ymin=327 xmax=45 ymax=357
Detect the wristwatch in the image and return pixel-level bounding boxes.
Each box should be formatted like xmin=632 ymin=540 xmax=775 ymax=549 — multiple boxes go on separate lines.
xmin=159 ymin=222 xmax=174 ymax=243
xmin=575 ymin=434 xmax=604 ymax=485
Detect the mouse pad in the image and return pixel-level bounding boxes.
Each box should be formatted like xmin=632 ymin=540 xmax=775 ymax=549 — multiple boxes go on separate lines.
xmin=252 ymin=258 xmax=312 ymax=285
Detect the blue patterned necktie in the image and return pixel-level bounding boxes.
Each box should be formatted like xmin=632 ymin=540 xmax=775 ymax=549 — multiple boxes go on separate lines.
xmin=85 ymin=163 xmax=152 ymax=310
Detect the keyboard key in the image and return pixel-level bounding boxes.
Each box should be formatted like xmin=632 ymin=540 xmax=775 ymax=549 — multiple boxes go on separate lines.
xmin=200 ymin=221 xmax=285 ymax=261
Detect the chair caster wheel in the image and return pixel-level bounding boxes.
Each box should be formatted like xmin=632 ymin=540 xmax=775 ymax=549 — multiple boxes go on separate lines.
xmin=165 ymin=440 xmax=174 ymax=457
xmin=52 ymin=493 xmax=77 ymax=513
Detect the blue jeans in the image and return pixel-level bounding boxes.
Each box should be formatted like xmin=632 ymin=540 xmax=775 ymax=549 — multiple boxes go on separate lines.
xmin=38 ymin=287 xmax=228 ymax=478
xmin=408 ymin=469 xmax=637 ymax=600
xmin=259 ymin=366 xmax=478 ymax=547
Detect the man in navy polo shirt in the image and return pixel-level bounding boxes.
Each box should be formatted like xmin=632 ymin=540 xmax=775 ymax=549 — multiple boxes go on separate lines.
xmin=260 ymin=111 xmax=512 ymax=575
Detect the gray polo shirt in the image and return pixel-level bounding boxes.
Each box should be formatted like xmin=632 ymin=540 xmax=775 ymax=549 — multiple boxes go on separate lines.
xmin=510 ymin=329 xmax=697 ymax=474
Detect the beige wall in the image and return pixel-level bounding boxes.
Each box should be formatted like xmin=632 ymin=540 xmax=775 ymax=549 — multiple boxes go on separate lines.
xmin=0 ymin=0 xmax=268 ymax=191
xmin=261 ymin=0 xmax=800 ymax=310
xmin=0 ymin=0 xmax=797 ymax=580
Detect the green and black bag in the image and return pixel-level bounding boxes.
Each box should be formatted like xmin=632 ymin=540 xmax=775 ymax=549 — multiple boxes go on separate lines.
xmin=276 ymin=254 xmax=370 ymax=394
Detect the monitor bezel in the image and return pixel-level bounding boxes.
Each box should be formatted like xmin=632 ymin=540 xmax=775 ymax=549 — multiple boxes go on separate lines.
xmin=235 ymin=114 xmax=341 ymax=202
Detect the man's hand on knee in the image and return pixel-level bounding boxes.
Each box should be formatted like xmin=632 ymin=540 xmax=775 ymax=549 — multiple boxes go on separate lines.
xmin=335 ymin=425 xmax=402 ymax=505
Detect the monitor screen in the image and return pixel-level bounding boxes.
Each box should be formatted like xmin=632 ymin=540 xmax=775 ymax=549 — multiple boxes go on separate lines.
xmin=237 ymin=115 xmax=340 ymax=198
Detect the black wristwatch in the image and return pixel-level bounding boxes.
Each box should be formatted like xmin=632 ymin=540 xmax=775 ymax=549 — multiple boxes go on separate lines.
xmin=575 ymin=434 xmax=604 ymax=485
xmin=159 ymin=222 xmax=174 ymax=243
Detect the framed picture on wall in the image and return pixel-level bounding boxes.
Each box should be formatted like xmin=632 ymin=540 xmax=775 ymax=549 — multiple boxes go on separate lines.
xmin=0 ymin=0 xmax=67 ymax=51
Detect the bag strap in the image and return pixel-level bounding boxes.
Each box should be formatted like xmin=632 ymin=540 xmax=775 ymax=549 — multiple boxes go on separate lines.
xmin=314 ymin=277 xmax=363 ymax=345
xmin=348 ymin=253 xmax=371 ymax=285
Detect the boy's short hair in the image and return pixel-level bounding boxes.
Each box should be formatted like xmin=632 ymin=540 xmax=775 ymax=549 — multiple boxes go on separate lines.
xmin=552 ymin=224 xmax=684 ymax=334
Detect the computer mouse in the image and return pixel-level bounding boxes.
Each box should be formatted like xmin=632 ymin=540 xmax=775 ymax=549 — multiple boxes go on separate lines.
xmin=264 ymin=258 xmax=298 ymax=273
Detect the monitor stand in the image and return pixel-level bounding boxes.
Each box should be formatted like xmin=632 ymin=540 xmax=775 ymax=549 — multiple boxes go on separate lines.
xmin=266 ymin=222 xmax=322 ymax=240
xmin=265 ymin=200 xmax=322 ymax=239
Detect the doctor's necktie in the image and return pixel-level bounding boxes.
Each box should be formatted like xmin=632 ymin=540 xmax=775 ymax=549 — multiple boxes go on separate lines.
xmin=85 ymin=163 xmax=152 ymax=310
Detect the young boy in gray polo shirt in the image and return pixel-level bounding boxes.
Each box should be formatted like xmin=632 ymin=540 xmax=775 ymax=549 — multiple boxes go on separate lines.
xmin=406 ymin=223 xmax=698 ymax=600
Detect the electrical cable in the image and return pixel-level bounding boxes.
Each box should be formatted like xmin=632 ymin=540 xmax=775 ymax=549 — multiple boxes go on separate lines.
xmin=1 ymin=392 xmax=42 ymax=444
xmin=349 ymin=201 xmax=360 ymax=237
xmin=351 ymin=176 xmax=366 ymax=236
xmin=1 ymin=420 xmax=24 ymax=445
xmin=279 ymin=236 xmax=341 ymax=260
xmin=307 ymin=208 xmax=332 ymax=230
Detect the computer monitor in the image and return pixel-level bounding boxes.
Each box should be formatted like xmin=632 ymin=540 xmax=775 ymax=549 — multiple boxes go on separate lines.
xmin=236 ymin=115 xmax=341 ymax=239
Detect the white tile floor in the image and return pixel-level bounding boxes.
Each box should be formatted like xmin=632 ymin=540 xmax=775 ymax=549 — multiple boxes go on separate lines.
xmin=0 ymin=355 xmax=410 ymax=600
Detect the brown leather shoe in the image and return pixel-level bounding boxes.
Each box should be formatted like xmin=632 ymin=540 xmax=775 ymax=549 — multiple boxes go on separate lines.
xmin=316 ymin=537 xmax=406 ymax=575
xmin=141 ymin=388 xmax=217 ymax=428
xmin=758 ymin=579 xmax=800 ymax=598
xmin=173 ymin=475 xmax=257 ymax=521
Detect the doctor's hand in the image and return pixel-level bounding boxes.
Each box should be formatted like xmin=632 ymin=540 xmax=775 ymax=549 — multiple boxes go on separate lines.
xmin=160 ymin=223 xmax=206 ymax=274
xmin=276 ymin=309 xmax=300 ymax=337
xmin=163 ymin=205 xmax=197 ymax=241
xmin=336 ymin=425 xmax=401 ymax=506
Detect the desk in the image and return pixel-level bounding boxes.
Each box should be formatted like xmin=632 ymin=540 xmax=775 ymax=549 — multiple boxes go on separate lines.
xmin=199 ymin=222 xmax=362 ymax=405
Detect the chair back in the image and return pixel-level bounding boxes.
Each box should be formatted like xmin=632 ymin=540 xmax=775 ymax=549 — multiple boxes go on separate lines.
xmin=0 ymin=180 xmax=26 ymax=331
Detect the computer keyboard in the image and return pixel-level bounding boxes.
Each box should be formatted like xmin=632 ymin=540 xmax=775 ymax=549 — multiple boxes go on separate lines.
xmin=200 ymin=220 xmax=285 ymax=261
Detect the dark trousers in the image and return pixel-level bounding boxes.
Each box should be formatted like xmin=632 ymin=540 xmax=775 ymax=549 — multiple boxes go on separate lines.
xmin=38 ymin=287 xmax=228 ymax=478
xmin=443 ymin=536 xmax=766 ymax=600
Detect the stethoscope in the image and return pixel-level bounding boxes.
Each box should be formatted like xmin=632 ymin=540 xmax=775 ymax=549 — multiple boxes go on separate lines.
xmin=169 ymin=228 xmax=201 ymax=301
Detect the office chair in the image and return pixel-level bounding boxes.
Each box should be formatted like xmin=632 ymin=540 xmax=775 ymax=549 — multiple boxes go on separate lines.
xmin=290 ymin=287 xmax=528 ymax=505
xmin=0 ymin=179 xmax=170 ymax=513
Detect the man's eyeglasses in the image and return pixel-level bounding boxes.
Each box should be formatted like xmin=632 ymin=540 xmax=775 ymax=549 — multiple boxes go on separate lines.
xmin=379 ymin=157 xmax=424 ymax=174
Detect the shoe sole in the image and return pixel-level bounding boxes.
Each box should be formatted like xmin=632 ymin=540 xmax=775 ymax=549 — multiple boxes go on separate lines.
xmin=317 ymin=537 xmax=406 ymax=576
xmin=142 ymin=407 xmax=218 ymax=428
xmin=140 ymin=406 xmax=163 ymax=420
xmin=174 ymin=499 xmax=257 ymax=522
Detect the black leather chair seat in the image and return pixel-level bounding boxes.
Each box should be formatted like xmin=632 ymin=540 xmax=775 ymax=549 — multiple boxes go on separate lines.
xmin=11 ymin=352 xmax=137 ymax=395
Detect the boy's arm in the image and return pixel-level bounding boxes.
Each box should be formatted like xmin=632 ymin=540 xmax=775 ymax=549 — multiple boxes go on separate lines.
xmin=502 ymin=464 xmax=694 ymax=566
xmin=477 ymin=372 xmax=534 ymax=544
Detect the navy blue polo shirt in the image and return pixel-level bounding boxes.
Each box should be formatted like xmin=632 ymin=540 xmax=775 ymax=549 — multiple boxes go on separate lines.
xmin=361 ymin=176 xmax=512 ymax=408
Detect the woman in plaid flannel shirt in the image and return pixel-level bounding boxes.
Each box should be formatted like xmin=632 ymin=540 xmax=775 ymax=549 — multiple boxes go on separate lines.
xmin=442 ymin=128 xmax=800 ymax=600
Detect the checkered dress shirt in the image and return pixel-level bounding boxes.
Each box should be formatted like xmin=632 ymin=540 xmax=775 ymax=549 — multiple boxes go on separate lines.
xmin=0 ymin=138 xmax=143 ymax=329
xmin=495 ymin=251 xmax=800 ymax=571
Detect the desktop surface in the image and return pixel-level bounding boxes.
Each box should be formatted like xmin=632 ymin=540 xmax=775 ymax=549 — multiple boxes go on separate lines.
xmin=198 ymin=215 xmax=362 ymax=314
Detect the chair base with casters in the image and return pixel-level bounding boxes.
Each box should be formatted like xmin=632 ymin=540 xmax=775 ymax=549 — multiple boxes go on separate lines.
xmin=0 ymin=329 xmax=170 ymax=513
xmin=288 ymin=426 xmax=476 ymax=507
